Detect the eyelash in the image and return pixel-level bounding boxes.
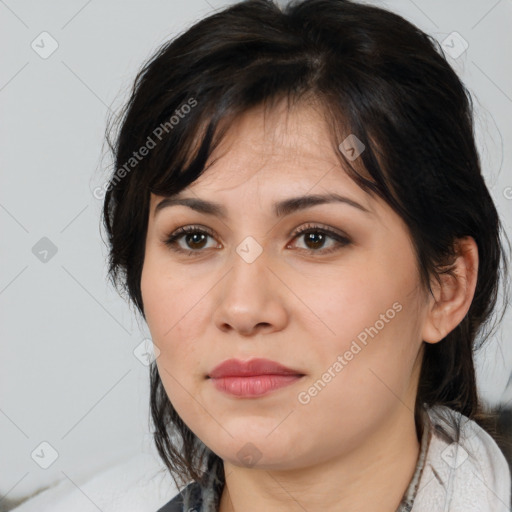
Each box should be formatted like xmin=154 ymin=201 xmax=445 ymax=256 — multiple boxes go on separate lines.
xmin=163 ymin=223 xmax=351 ymax=256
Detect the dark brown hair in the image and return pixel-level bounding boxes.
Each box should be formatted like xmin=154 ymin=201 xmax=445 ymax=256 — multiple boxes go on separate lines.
xmin=101 ymin=0 xmax=510 ymax=490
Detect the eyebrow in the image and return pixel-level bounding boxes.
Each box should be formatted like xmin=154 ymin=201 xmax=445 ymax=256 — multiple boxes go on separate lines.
xmin=154 ymin=192 xmax=371 ymax=219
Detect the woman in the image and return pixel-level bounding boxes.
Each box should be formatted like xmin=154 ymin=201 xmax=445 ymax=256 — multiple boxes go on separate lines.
xmin=101 ymin=0 xmax=511 ymax=510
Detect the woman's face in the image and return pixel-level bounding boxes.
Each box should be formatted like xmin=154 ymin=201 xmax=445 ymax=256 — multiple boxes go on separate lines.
xmin=141 ymin=100 xmax=430 ymax=470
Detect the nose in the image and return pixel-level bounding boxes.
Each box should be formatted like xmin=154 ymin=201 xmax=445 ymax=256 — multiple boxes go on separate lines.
xmin=212 ymin=245 xmax=289 ymax=336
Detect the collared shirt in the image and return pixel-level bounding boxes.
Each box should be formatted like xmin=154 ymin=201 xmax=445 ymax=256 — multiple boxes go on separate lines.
xmin=157 ymin=404 xmax=511 ymax=511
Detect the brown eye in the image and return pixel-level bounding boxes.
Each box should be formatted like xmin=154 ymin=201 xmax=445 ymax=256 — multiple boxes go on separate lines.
xmin=288 ymin=223 xmax=351 ymax=254
xmin=164 ymin=225 xmax=219 ymax=253
xmin=182 ymin=232 xmax=208 ymax=249
xmin=163 ymin=223 xmax=351 ymax=257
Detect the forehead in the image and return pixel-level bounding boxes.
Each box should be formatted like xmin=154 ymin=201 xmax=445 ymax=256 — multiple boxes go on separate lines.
xmin=209 ymin=99 xmax=339 ymax=169
xmin=149 ymin=99 xmax=370 ymax=208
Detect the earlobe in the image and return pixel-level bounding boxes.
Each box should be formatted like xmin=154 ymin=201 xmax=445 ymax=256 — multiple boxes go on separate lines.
xmin=421 ymin=237 xmax=479 ymax=344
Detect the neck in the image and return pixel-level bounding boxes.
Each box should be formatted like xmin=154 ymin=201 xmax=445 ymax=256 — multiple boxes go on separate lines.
xmin=218 ymin=406 xmax=421 ymax=512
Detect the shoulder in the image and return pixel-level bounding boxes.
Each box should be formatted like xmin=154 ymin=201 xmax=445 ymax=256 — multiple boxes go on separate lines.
xmin=412 ymin=404 xmax=511 ymax=512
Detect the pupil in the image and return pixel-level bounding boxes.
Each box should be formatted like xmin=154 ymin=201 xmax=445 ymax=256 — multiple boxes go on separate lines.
xmin=306 ymin=232 xmax=324 ymax=249
xmin=187 ymin=233 xmax=206 ymax=248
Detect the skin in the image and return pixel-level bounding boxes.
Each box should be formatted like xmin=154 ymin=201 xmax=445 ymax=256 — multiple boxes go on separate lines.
xmin=141 ymin=99 xmax=479 ymax=512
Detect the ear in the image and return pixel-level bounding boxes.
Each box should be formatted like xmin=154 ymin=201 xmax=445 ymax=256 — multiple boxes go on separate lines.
xmin=421 ymin=236 xmax=479 ymax=344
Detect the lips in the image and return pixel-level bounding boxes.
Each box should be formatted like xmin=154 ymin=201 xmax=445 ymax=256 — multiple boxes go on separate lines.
xmin=208 ymin=358 xmax=304 ymax=379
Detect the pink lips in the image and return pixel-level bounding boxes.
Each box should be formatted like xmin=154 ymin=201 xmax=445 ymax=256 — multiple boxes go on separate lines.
xmin=208 ymin=358 xmax=304 ymax=397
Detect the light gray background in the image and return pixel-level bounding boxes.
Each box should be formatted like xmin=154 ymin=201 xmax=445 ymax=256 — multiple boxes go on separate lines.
xmin=1 ymin=0 xmax=511 ymax=508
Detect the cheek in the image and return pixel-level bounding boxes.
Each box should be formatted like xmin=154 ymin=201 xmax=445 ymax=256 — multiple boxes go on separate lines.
xmin=140 ymin=252 xmax=211 ymax=396
xmin=295 ymin=247 xmax=424 ymax=393
xmin=142 ymin=266 xmax=203 ymax=420
xmin=292 ymin=262 xmax=414 ymax=352
xmin=141 ymin=248 xmax=198 ymax=342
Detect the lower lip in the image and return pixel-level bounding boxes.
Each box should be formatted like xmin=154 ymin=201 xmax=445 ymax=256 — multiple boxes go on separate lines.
xmin=209 ymin=374 xmax=303 ymax=397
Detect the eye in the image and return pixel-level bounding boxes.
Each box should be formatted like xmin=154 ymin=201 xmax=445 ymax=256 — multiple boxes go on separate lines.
xmin=163 ymin=225 xmax=219 ymax=254
xmin=288 ymin=223 xmax=351 ymax=254
xmin=162 ymin=223 xmax=351 ymax=256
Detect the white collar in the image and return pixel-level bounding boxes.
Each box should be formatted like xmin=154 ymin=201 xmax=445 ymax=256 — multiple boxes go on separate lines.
xmin=410 ymin=404 xmax=511 ymax=511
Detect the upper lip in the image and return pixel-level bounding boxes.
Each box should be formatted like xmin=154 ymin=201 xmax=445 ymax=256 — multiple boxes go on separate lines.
xmin=208 ymin=358 xmax=304 ymax=378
